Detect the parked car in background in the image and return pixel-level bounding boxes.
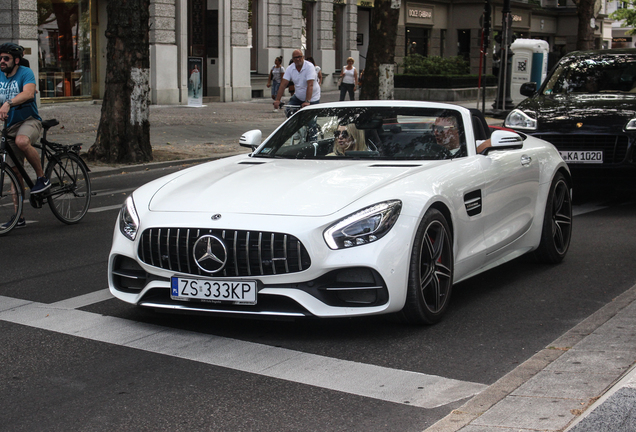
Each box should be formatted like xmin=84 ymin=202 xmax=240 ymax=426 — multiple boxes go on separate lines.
xmin=109 ymin=101 xmax=571 ymax=325
xmin=505 ymin=48 xmax=636 ymax=192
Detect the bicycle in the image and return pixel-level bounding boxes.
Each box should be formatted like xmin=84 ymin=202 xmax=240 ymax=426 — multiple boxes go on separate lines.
xmin=0 ymin=115 xmax=92 ymax=235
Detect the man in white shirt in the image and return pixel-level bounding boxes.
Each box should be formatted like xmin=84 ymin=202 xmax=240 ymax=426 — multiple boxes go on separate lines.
xmin=273 ymin=50 xmax=320 ymax=111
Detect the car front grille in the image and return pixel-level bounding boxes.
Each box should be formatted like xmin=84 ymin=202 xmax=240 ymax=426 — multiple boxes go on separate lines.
xmin=538 ymin=134 xmax=629 ymax=164
xmin=138 ymin=228 xmax=311 ymax=277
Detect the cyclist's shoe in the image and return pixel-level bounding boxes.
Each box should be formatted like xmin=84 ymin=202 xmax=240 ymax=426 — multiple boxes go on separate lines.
xmin=31 ymin=176 xmax=51 ymax=195
xmin=1 ymin=215 xmax=26 ymax=229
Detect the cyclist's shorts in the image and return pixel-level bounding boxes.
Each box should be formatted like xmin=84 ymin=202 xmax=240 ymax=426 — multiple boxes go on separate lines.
xmin=5 ymin=117 xmax=42 ymax=168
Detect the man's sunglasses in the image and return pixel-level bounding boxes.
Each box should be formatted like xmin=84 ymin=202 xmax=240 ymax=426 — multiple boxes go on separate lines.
xmin=0 ymin=56 xmax=12 ymax=62
xmin=433 ymin=125 xmax=455 ymax=133
xmin=334 ymin=130 xmax=350 ymax=139
xmin=292 ymin=55 xmax=303 ymax=60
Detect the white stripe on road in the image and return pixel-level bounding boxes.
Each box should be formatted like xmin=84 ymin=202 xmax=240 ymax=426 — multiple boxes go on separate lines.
xmin=88 ymin=204 xmax=122 ymax=213
xmin=0 ymin=294 xmax=486 ymax=409
xmin=49 ymin=288 xmax=113 ymax=309
xmin=572 ymin=203 xmax=609 ymax=216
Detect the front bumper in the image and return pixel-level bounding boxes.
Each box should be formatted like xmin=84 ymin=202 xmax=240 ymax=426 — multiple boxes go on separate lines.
xmin=108 ymin=212 xmax=416 ymax=319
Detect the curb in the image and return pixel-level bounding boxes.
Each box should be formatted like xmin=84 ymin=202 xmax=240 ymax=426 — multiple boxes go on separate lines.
xmin=425 ymin=283 xmax=636 ymax=432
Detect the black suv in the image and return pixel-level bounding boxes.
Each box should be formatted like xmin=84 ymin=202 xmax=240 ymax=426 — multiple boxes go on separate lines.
xmin=505 ymin=48 xmax=636 ymax=190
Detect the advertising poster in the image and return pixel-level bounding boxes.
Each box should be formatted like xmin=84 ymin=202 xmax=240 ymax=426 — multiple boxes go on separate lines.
xmin=188 ymin=57 xmax=203 ymax=107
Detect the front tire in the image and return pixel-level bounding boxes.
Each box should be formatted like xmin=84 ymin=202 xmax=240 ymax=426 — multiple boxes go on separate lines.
xmin=402 ymin=208 xmax=454 ymax=325
xmin=45 ymin=153 xmax=91 ymax=224
xmin=534 ymin=172 xmax=572 ymax=264
xmin=0 ymin=168 xmax=23 ymax=236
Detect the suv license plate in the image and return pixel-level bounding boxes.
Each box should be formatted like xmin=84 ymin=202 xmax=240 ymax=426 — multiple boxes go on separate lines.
xmin=559 ymin=150 xmax=603 ymax=164
xmin=171 ymin=276 xmax=257 ymax=304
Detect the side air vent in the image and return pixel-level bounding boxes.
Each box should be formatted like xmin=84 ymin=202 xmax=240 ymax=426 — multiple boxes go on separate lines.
xmin=464 ymin=190 xmax=482 ymax=216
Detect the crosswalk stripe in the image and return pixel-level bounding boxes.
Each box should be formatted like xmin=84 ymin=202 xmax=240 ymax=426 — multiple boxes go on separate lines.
xmin=0 ymin=295 xmax=486 ymax=409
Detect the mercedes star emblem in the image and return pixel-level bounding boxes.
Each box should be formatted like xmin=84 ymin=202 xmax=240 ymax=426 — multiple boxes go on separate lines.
xmin=193 ymin=235 xmax=228 ymax=273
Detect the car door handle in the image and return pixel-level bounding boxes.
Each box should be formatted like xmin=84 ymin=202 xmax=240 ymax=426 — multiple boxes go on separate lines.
xmin=521 ymin=155 xmax=532 ymax=166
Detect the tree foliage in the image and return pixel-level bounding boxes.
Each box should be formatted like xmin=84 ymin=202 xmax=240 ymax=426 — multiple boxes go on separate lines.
xmin=360 ymin=0 xmax=401 ymax=100
xmin=87 ymin=0 xmax=152 ymax=164
xmin=610 ymin=1 xmax=636 ymax=35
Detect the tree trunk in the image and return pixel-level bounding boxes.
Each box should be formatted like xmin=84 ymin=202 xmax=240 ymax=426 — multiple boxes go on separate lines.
xmin=87 ymin=0 xmax=152 ymax=163
xmin=360 ymin=0 xmax=401 ymax=100
xmin=574 ymin=0 xmax=597 ymax=51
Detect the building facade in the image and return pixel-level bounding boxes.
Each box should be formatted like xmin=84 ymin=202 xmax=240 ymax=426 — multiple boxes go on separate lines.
xmin=0 ymin=0 xmax=622 ymax=105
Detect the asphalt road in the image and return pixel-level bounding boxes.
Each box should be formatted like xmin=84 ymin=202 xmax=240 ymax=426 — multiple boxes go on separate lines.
xmin=1 ymin=165 xmax=635 ymax=431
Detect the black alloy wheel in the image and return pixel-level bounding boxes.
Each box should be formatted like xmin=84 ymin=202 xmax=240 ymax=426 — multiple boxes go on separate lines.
xmin=534 ymin=172 xmax=572 ymax=263
xmin=402 ymin=208 xmax=453 ymax=325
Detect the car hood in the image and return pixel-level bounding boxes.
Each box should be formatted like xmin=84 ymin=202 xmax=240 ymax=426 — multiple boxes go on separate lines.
xmin=518 ymin=93 xmax=636 ymax=132
xmin=148 ymin=157 xmax=436 ymax=216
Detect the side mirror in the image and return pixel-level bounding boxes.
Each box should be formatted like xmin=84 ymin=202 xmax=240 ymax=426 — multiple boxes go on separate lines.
xmin=483 ymin=130 xmax=524 ymax=155
xmin=520 ymin=82 xmax=537 ymax=97
xmin=239 ymin=129 xmax=262 ymax=150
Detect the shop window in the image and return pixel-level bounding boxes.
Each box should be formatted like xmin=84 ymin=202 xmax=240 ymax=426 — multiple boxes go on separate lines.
xmin=38 ymin=0 xmax=91 ymax=99
xmin=334 ymin=5 xmax=345 ymax=69
xmin=406 ymin=27 xmax=430 ymax=57
xmin=457 ymin=29 xmax=470 ymax=62
xmin=249 ymin=0 xmax=259 ymax=72
xmin=440 ymin=29 xmax=446 ymax=58
xmin=303 ymin=2 xmax=315 ymax=59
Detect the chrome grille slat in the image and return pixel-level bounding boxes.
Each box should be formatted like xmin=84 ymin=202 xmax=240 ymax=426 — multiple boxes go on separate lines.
xmin=156 ymin=229 xmax=161 ymax=269
xmin=283 ymin=234 xmax=289 ymax=273
xmin=270 ymin=233 xmax=276 ymax=275
xmin=186 ymin=229 xmax=191 ymax=274
xmin=166 ymin=229 xmax=172 ymax=271
xmin=258 ymin=232 xmax=264 ymax=275
xmin=246 ymin=231 xmax=251 ymax=276
xmin=233 ymin=231 xmax=239 ymax=275
xmin=149 ymin=230 xmax=155 ymax=267
xmin=297 ymin=240 xmax=302 ymax=271
xmin=176 ymin=229 xmax=181 ymax=273
xmin=139 ymin=228 xmax=311 ymax=277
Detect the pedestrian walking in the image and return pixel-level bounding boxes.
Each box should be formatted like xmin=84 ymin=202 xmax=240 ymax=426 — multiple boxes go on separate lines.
xmin=306 ymin=57 xmax=323 ymax=87
xmin=267 ymin=56 xmax=285 ymax=112
xmin=339 ymin=57 xmax=358 ymax=101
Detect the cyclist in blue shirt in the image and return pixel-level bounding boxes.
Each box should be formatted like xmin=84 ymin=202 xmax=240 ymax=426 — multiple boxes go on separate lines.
xmin=0 ymin=43 xmax=50 ymax=228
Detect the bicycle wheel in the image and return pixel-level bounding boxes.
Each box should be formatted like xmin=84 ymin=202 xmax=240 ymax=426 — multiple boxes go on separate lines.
xmin=0 ymin=167 xmax=23 ymax=235
xmin=45 ymin=153 xmax=91 ymax=224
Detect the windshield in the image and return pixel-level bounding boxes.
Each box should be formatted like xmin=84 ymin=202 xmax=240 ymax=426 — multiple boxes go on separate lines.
xmin=254 ymin=107 xmax=466 ymax=160
xmin=543 ymin=54 xmax=636 ymax=95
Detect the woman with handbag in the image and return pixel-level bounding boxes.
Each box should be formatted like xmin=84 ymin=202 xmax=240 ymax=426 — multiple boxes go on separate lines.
xmin=339 ymin=57 xmax=358 ymax=101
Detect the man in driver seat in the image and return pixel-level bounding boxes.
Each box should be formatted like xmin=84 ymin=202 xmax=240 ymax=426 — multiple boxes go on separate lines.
xmin=434 ymin=116 xmax=491 ymax=155
xmin=433 ymin=116 xmax=462 ymax=155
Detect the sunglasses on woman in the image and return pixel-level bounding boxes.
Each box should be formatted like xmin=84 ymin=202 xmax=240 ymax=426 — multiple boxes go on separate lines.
xmin=334 ymin=130 xmax=350 ymax=139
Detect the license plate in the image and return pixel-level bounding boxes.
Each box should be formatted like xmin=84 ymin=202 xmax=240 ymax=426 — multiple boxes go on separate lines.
xmin=171 ymin=276 xmax=257 ymax=304
xmin=559 ymin=150 xmax=603 ymax=164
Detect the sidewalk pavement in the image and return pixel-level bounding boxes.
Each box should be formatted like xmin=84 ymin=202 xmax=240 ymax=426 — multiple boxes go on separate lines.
xmin=427 ymin=283 xmax=636 ymax=432
xmin=43 ymin=92 xmax=636 ymax=431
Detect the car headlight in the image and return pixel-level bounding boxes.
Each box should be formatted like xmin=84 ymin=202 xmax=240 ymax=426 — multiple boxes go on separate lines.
xmin=505 ymin=109 xmax=537 ymax=130
xmin=119 ymin=196 xmax=140 ymax=241
xmin=626 ymin=119 xmax=636 ymax=131
xmin=324 ymin=200 xmax=402 ymax=250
